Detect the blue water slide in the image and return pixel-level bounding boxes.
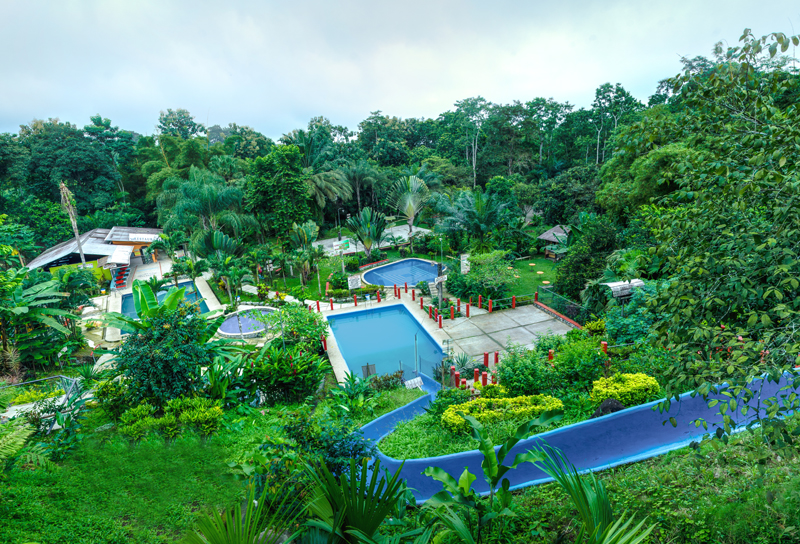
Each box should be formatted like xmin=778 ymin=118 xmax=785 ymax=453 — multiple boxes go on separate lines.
xmin=361 ymin=373 xmax=799 ymax=501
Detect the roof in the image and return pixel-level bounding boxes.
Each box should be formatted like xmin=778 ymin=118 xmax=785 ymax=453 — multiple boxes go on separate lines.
xmin=27 ymin=229 xmax=114 ymax=270
xmin=601 ymin=279 xmax=646 ymax=298
xmin=537 ymin=225 xmax=571 ymax=244
xmin=105 ymin=226 xmax=163 ymax=244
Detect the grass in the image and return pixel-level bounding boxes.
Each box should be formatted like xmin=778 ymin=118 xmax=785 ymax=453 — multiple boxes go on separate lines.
xmin=313 ymin=386 xmax=427 ymax=428
xmin=506 ymin=255 xmax=557 ymax=296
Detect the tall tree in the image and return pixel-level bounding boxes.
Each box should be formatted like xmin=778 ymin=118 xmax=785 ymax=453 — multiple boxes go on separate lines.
xmin=455 ymin=97 xmax=491 ymax=187
xmin=157 ymin=109 xmax=205 ymax=139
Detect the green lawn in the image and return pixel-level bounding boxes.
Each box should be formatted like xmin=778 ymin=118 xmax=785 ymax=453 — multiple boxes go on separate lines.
xmin=507 ymin=254 xmax=557 ymax=296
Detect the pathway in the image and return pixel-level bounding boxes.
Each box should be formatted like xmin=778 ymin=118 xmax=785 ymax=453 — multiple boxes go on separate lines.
xmin=313 ymin=225 xmax=430 ymax=257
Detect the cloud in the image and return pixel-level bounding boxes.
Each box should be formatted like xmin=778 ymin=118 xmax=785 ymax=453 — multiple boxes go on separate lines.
xmin=0 ymin=0 xmax=798 ymax=138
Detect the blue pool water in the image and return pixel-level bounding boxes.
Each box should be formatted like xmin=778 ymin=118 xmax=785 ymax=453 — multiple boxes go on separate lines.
xmin=363 ymin=258 xmax=440 ymax=286
xmin=327 ymin=304 xmax=445 ymax=380
xmin=219 ymin=308 xmax=273 ymax=335
xmin=120 ymin=281 xmax=209 ymax=319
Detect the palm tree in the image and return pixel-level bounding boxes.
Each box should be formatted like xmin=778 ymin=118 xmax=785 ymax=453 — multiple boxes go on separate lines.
xmin=58 ymin=182 xmax=86 ymax=266
xmin=346 ymin=208 xmax=388 ymax=259
xmin=388 ymin=175 xmax=430 ymax=235
xmin=170 ymin=256 xmax=209 ymax=294
xmin=433 ymin=189 xmax=508 ymax=253
xmin=335 ymin=161 xmax=384 ymax=212
xmin=0 ymin=268 xmax=70 ymax=352
xmin=288 ymin=220 xmax=320 ymax=252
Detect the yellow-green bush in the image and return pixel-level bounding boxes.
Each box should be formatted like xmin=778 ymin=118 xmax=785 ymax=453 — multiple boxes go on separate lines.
xmin=11 ymin=388 xmax=64 ymax=405
xmin=473 ymin=383 xmax=508 ymax=399
xmin=441 ymin=394 xmax=563 ymax=433
xmin=584 ymin=318 xmax=606 ymax=337
xmin=590 ymin=373 xmax=660 ymax=407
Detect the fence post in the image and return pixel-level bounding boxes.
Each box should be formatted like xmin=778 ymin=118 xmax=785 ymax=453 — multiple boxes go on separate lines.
xmin=377 ymin=290 xmax=381 ymax=303
xmin=412 ymin=289 xmax=415 ymax=301
xmin=481 ymin=371 xmax=487 ymax=386
xmin=316 ymin=300 xmax=321 ymax=312
xmin=478 ymin=295 xmax=482 ymax=309
xmin=461 ymin=378 xmax=467 ymax=390
xmin=354 ymin=295 xmax=358 ymax=306
xmin=420 ymin=296 xmax=423 ymax=309
xmin=429 ymin=305 xmax=432 ymax=318
xmin=405 ymin=282 xmax=408 ymax=293
xmin=488 ymin=299 xmax=493 ymax=313
xmin=457 ymin=298 xmax=461 ymax=313
xmin=450 ymin=365 xmax=456 ymax=387
xmin=321 ymin=335 xmax=327 ymax=351
xmin=454 ymin=371 xmax=460 ymax=388
xmin=466 ymin=304 xmax=470 ymax=318
xmin=483 ymin=352 xmax=489 ymax=366
xmin=474 ymin=368 xmax=479 ymax=384
xmin=601 ymin=341 xmax=608 ymax=354
xmin=494 ymin=351 xmax=499 ymax=366
xmin=492 ymin=373 xmax=497 ymax=384
xmin=512 ymin=295 xmax=516 ymax=309
xmin=548 ymin=349 xmax=554 ymax=361
xmin=438 ymin=314 xmax=443 ymax=328
xmin=394 ymin=284 xmax=398 ymax=297
xmin=450 ymin=306 xmax=455 ymax=320
xmin=535 ymin=291 xmax=538 ymax=302
xmin=330 ymin=298 xmax=334 ymax=310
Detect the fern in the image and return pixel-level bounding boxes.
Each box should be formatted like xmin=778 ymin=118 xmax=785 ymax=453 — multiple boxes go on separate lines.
xmin=0 ymin=420 xmax=34 ymax=463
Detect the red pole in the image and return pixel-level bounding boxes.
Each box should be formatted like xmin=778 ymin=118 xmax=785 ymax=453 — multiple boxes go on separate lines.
xmin=354 ymin=295 xmax=358 ymax=306
xmin=429 ymin=305 xmax=433 ymax=318
xmin=377 ymin=290 xmax=381 ymax=303
xmin=404 ymin=282 xmax=408 ymax=293
xmin=548 ymin=349 xmax=554 ymax=361
xmin=483 ymin=352 xmax=489 ymax=366
xmin=412 ymin=289 xmax=415 ymax=301
xmin=330 ymin=298 xmax=334 ymax=310
xmin=438 ymin=314 xmax=443 ymax=328
xmin=316 ymin=300 xmax=321 ymax=312
xmin=535 ymin=291 xmax=539 ymax=302
xmin=512 ymin=295 xmax=516 ymax=309
xmin=474 ymin=368 xmax=479 ymax=384
xmin=434 ymin=308 xmax=438 ymax=320
xmin=495 ymin=351 xmax=499 ymax=366
xmin=450 ymin=306 xmax=454 ymax=320
xmin=394 ymin=284 xmax=398 ymax=297
xmin=488 ymin=299 xmax=493 ymax=313
xmin=420 ymin=296 xmax=424 ymax=309
xmin=454 ymin=371 xmax=460 ymax=387
xmin=321 ymin=335 xmax=327 ymax=350
xmin=601 ymin=341 xmax=608 ymax=354
xmin=308 ymin=305 xmax=313 ymax=312
xmin=461 ymin=378 xmax=467 ymax=389
xmin=466 ymin=304 xmax=470 ymax=318
xmin=492 ymin=373 xmax=497 ymax=384
xmin=457 ymin=298 xmax=461 ymax=313
xmin=481 ymin=371 xmax=487 ymax=386
xmin=450 ymin=365 xmax=456 ymax=387
xmin=478 ymin=295 xmax=482 ymax=309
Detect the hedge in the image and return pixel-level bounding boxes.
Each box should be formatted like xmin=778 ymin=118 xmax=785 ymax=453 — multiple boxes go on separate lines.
xmin=441 ymin=394 xmax=563 ymax=433
xmin=473 ymin=383 xmax=507 ymax=399
xmin=590 ymin=372 xmax=660 ymax=407
xmin=327 ymin=286 xmax=386 ymax=300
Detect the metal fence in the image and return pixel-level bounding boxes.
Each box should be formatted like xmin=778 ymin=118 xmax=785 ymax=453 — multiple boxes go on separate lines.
xmin=536 ymin=288 xmax=591 ymax=325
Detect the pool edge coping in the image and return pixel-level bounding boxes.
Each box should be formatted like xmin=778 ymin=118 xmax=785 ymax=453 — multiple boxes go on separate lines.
xmin=361 ymin=257 xmax=445 ymax=287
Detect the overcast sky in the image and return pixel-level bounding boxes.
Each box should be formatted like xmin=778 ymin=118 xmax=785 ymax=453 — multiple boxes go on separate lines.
xmin=1 ymin=1 xmax=798 ymax=139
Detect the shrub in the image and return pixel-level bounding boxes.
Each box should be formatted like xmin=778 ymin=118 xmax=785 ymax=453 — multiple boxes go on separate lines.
xmin=584 ymin=318 xmax=606 ymax=337
xmin=115 ymin=307 xmax=216 ymax=407
xmin=441 ymin=394 xmax=563 ymax=433
xmin=178 ymin=405 xmax=224 ymax=436
xmin=416 ymin=281 xmax=430 ymax=296
xmin=497 ymin=344 xmax=559 ymax=397
xmin=369 ymin=370 xmax=404 ymax=392
xmin=94 ymin=380 xmax=131 ymax=421
xmin=474 ymin=383 xmax=507 ymax=399
xmin=604 ymin=282 xmax=658 ymax=344
xmin=263 ymin=304 xmax=329 ymax=351
xmin=426 ymin=388 xmax=473 ymax=418
xmin=565 ymin=328 xmax=589 ymax=342
xmin=344 ymin=257 xmax=360 ymax=272
xmin=553 ymin=337 xmax=606 ymax=393
xmin=11 ymin=388 xmax=64 ymax=405
xmin=399 ymin=247 xmax=409 ymax=258
xmin=327 ymin=287 xmax=385 ymax=300
xmin=328 ymin=271 xmax=348 ymax=289
xmin=245 ymin=345 xmax=328 ymax=404
xmin=118 ymin=403 xmax=157 ymax=441
xmin=590 ymin=373 xmax=660 ymax=407
xmin=531 ymin=332 xmax=567 ymax=355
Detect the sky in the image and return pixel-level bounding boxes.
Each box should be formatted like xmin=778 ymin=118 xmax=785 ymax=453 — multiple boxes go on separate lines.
xmin=1 ymin=1 xmax=799 ymax=139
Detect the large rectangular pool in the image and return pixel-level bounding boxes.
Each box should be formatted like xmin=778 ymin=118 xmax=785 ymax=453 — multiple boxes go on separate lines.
xmin=327 ymin=304 xmax=444 ymax=382
xmin=120 ymin=281 xmax=209 ymax=319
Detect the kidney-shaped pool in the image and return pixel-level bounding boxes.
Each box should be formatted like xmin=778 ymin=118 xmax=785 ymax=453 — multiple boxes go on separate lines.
xmin=363 ymin=258 xmax=440 ymax=286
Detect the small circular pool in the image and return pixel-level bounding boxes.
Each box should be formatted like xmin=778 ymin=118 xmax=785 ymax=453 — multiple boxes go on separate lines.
xmin=218 ymin=306 xmax=275 ymax=338
xmin=363 ymin=258 xmax=441 ymax=286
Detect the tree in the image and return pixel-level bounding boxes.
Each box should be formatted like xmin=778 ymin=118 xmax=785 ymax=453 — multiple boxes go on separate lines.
xmin=334 ymin=160 xmax=383 ymax=213
xmin=59 ymin=182 xmax=86 ymax=266
xmin=455 ymin=97 xmax=491 ymax=187
xmin=346 ymin=208 xmax=387 ymax=259
xmin=388 ymin=175 xmax=430 ymax=234
xmin=246 ymin=145 xmax=311 ymax=237
xmin=169 ymin=256 xmax=209 ymax=294
xmin=433 ymin=189 xmax=508 ymax=253
xmin=157 ymin=108 xmax=205 ymax=139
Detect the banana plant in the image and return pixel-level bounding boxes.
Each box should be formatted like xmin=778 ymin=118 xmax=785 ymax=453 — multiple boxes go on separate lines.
xmin=423 ymin=411 xmax=563 ymax=543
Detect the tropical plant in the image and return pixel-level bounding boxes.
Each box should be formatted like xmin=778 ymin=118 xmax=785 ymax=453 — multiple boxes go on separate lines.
xmin=245 ymin=344 xmax=328 ymax=404
xmin=389 ymin=175 xmax=430 ymax=234
xmin=432 ymin=189 xmax=508 ymax=253
xmin=530 ymin=444 xmax=656 ymax=543
xmin=101 ymin=280 xmax=207 ymax=332
xmin=346 ymin=207 xmax=388 ymax=259
xmin=335 ymin=160 xmax=384 ymax=212
xmin=423 ymin=411 xmax=562 ymax=543
xmin=0 ymin=419 xmax=54 ymax=471
xmin=185 ymin=482 xmax=305 ymax=544
xmin=305 ymin=458 xmax=415 ymax=544
xmin=329 ymin=372 xmax=378 ymax=415
xmin=169 ymin=256 xmax=209 ymax=293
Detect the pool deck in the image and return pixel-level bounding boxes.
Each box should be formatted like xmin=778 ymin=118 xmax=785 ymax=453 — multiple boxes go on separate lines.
xmin=321 ymin=290 xmax=573 ymax=382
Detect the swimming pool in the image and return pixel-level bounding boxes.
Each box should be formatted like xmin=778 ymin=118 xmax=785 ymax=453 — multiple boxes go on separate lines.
xmin=218 ymin=307 xmax=274 ymax=337
xmin=120 ymin=281 xmax=209 ymax=319
xmin=363 ymin=258 xmax=440 ymax=286
xmin=327 ymin=304 xmax=445 ymax=382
